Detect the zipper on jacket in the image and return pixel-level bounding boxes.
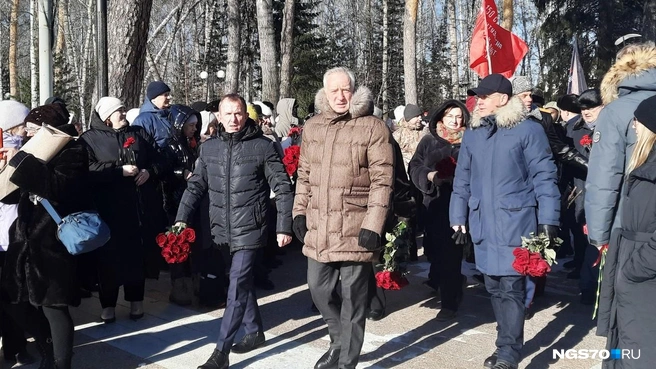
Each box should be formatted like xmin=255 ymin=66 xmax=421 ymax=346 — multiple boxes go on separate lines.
xmin=226 ymin=135 xmax=233 ymax=245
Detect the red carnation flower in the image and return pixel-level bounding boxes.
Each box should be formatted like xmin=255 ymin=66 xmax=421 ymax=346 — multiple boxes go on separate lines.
xmin=580 ymin=135 xmax=593 ymax=148
xmin=123 ymin=137 xmax=136 ymax=148
xmin=176 ymin=234 xmax=186 ymax=245
xmin=166 ymin=233 xmax=177 ymax=245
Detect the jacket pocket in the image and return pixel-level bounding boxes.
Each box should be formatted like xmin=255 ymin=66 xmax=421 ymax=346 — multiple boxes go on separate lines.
xmin=351 ymin=148 xmax=361 ymax=178
xmin=342 ymin=195 xmax=368 ymax=238
xmin=496 ymin=196 xmax=537 ymax=246
xmin=468 ymin=196 xmax=483 ymax=243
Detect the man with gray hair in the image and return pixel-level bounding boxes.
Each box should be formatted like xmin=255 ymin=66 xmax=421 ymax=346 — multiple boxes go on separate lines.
xmin=292 ymin=67 xmax=394 ymax=369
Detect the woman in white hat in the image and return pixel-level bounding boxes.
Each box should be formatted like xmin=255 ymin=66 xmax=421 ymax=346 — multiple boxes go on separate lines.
xmin=80 ymin=97 xmax=167 ymax=324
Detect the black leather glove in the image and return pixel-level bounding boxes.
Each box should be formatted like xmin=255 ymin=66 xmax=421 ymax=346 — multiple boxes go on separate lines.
xmin=293 ymin=216 xmax=308 ymax=243
xmin=538 ymin=224 xmax=559 ymax=246
xmin=451 ymin=229 xmax=468 ymax=245
xmin=358 ymin=229 xmax=381 ymax=251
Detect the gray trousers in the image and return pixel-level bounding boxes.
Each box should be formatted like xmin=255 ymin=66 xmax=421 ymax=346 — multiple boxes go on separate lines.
xmin=307 ymin=258 xmax=371 ymax=369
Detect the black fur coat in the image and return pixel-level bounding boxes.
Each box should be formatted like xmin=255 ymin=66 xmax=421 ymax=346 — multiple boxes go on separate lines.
xmin=2 ymin=131 xmax=92 ymax=307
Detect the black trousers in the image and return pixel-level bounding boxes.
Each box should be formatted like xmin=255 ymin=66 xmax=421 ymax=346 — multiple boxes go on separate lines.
xmin=0 ymin=252 xmax=27 ymax=358
xmin=3 ymin=303 xmax=73 ymax=368
xmin=368 ymin=264 xmax=386 ymax=312
xmin=425 ymin=228 xmax=464 ymax=311
xmin=215 ymin=249 xmax=262 ymax=352
xmin=95 ymin=246 xmax=145 ymax=308
xmin=308 ymin=258 xmax=371 ymax=369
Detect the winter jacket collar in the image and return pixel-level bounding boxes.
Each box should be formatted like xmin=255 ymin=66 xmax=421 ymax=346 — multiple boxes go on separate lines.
xmin=601 ymin=46 xmax=656 ymax=105
xmin=629 ymin=148 xmax=656 ymax=183
xmin=89 ymin=111 xmax=114 ymax=132
xmin=470 ymin=96 xmax=527 ymax=130
xmin=218 ymin=119 xmax=263 ymax=142
xmin=314 ymin=86 xmax=374 ymax=122
xmin=139 ymin=98 xmax=169 ymax=117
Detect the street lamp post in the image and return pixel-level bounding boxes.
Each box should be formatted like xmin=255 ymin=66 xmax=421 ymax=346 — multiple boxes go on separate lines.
xmin=200 ymin=70 xmax=226 ymax=102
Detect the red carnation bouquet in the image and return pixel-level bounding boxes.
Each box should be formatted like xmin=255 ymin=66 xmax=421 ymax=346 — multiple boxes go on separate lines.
xmin=512 ymin=232 xmax=561 ymax=277
xmin=156 ymin=224 xmax=195 ymax=264
xmin=580 ymin=134 xmax=593 ymax=151
xmin=376 ymin=221 xmax=410 ymax=290
xmin=282 ymin=145 xmax=301 ymax=178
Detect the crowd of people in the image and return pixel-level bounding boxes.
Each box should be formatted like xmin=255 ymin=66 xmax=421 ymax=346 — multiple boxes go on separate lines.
xmin=0 ymin=43 xmax=655 ymax=369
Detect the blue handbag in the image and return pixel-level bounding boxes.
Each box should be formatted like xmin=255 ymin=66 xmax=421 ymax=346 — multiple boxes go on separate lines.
xmin=39 ymin=198 xmax=111 ymax=255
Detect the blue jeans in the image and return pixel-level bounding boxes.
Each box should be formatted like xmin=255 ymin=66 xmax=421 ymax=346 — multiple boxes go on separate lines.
xmin=484 ymin=274 xmax=526 ymax=366
xmin=215 ymin=249 xmax=262 ymax=352
xmin=525 ymin=276 xmax=535 ymax=308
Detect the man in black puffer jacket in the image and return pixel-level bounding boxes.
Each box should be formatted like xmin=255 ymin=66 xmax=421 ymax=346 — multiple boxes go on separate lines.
xmin=176 ymin=94 xmax=294 ymax=369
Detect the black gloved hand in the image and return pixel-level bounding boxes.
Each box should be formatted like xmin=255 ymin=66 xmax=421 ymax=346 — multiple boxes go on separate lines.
xmin=451 ymin=229 xmax=468 ymax=245
xmin=293 ymin=216 xmax=308 ymax=243
xmin=358 ymin=229 xmax=381 ymax=251
xmin=538 ymin=224 xmax=559 ymax=246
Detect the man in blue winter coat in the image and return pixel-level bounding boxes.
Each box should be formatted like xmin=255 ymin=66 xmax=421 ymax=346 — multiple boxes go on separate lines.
xmin=450 ymin=74 xmax=560 ymax=369
xmin=133 ymin=81 xmax=174 ymax=148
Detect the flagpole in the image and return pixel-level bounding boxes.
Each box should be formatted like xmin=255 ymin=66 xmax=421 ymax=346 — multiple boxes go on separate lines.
xmin=484 ymin=4 xmax=492 ymax=75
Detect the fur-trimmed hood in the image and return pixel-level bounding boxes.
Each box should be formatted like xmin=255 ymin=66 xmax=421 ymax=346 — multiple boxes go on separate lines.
xmin=314 ymin=86 xmax=374 ymax=120
xmin=600 ymin=46 xmax=656 ymax=105
xmin=470 ymin=96 xmax=528 ymax=130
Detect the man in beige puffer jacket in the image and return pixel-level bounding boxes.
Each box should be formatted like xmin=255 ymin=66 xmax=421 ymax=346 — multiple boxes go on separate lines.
xmin=292 ymin=67 xmax=394 ymax=369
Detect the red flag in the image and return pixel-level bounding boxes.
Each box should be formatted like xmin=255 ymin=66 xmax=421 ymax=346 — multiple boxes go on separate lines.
xmin=469 ymin=0 xmax=529 ymax=78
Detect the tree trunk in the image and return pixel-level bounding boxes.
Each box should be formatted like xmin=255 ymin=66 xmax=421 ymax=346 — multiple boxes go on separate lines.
xmin=256 ymin=0 xmax=279 ymax=103
xmin=502 ymin=0 xmax=513 ymax=31
xmin=381 ymin=0 xmax=389 ymax=117
xmin=30 ymin=0 xmax=39 ymax=107
xmin=55 ymin=0 xmax=66 ymax=55
xmin=643 ymin=0 xmax=656 ymax=43
xmin=447 ymin=0 xmax=458 ymax=98
xmin=279 ymin=0 xmax=295 ymax=99
xmin=403 ymin=0 xmax=418 ymax=105
xmin=225 ymin=0 xmax=240 ymax=95
xmin=107 ymin=0 xmax=153 ymax=108
xmin=9 ymin=0 xmax=20 ymax=98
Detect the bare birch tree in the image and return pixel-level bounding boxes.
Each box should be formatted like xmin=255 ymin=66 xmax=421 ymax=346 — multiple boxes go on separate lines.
xmin=447 ymin=0 xmax=459 ymax=97
xmin=9 ymin=0 xmax=19 ymax=98
xmin=502 ymin=0 xmax=513 ymax=30
xmin=30 ymin=0 xmax=39 ymax=107
xmin=381 ymin=0 xmax=389 ymax=116
xmin=225 ymin=0 xmax=240 ymax=94
xmin=279 ymin=0 xmax=295 ymax=99
xmin=256 ymin=0 xmax=279 ymax=103
xmin=107 ymin=0 xmax=153 ymax=108
xmin=403 ymin=0 xmax=418 ymax=104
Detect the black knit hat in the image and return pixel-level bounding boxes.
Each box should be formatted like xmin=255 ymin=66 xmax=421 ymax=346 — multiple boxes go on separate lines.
xmin=577 ymin=88 xmax=602 ymax=110
xmin=146 ymin=81 xmax=171 ymax=100
xmin=557 ymin=94 xmax=581 ymax=114
xmin=190 ymin=101 xmax=208 ymax=112
xmin=634 ymin=95 xmax=656 ymax=134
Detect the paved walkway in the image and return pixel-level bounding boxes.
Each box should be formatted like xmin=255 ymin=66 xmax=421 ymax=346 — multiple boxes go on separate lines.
xmin=8 ymin=245 xmax=605 ymax=369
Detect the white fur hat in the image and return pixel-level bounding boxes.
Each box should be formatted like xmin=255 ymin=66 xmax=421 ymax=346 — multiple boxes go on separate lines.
xmin=95 ymin=97 xmax=124 ymax=122
xmin=393 ymin=105 xmax=405 ymax=123
xmin=200 ymin=111 xmax=217 ymax=135
xmin=126 ymin=108 xmax=140 ymax=125
xmin=0 ymin=100 xmax=30 ymax=131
